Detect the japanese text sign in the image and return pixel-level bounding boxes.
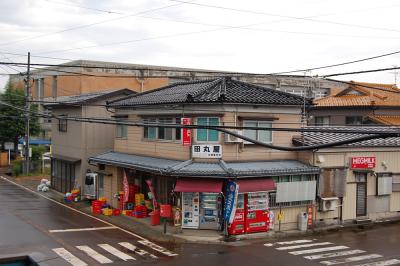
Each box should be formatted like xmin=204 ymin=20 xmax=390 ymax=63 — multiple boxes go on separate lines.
xmin=192 ymin=144 xmax=222 ymax=158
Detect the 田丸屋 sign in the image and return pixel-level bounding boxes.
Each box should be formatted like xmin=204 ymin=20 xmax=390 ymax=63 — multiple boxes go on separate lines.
xmin=351 ymin=157 xmax=376 ymax=169
xmin=192 ymin=144 xmax=222 ymax=158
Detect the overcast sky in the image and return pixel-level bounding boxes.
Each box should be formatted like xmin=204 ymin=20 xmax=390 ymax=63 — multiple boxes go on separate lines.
xmin=1 ymin=0 xmax=400 ymax=90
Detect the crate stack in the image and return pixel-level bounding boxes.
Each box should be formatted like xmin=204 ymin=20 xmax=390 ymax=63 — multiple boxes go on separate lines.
xmin=128 ymin=185 xmax=139 ymax=202
xmin=134 ymin=205 xmax=148 ymax=218
xmin=135 ymin=193 xmax=144 ymax=206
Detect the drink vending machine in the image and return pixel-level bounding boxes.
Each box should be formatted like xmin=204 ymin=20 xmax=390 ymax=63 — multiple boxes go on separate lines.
xmin=228 ymin=192 xmax=269 ymax=235
xmin=182 ymin=192 xmax=200 ymax=228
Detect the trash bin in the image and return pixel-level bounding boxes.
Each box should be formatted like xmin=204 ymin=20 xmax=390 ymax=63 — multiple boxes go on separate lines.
xmin=150 ymin=210 xmax=160 ymax=226
xmin=298 ymin=212 xmax=308 ymax=231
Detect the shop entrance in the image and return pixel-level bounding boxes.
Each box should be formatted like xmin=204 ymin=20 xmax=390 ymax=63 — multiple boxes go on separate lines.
xmin=355 ymin=172 xmax=367 ymax=217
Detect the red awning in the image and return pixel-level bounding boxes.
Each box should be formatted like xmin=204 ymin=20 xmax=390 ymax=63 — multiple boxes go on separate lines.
xmin=235 ymin=178 xmax=276 ymax=193
xmin=174 ymin=178 xmax=223 ymax=193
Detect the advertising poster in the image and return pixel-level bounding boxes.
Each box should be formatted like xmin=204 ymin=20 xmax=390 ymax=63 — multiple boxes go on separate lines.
xmin=224 ymin=181 xmax=239 ymax=224
xmin=123 ymin=170 xmax=129 ymax=203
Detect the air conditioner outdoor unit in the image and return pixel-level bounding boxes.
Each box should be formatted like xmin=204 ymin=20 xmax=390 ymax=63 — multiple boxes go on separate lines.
xmin=224 ymin=130 xmax=244 ymax=143
xmin=320 ymin=197 xmax=339 ymax=212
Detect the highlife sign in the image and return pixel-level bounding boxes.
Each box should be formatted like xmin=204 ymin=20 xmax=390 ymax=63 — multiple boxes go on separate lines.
xmin=192 ymin=144 xmax=222 ymax=158
xmin=350 ymin=157 xmax=376 ymax=169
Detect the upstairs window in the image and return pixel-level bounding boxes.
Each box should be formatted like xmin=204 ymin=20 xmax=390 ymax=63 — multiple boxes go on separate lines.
xmin=243 ymin=120 xmax=272 ymax=143
xmin=345 ymin=116 xmax=376 ymax=125
xmin=58 ymin=116 xmax=67 ymax=132
xmin=196 ymin=117 xmax=219 ymax=142
xmin=315 ymin=116 xmax=330 ymax=126
xmin=116 ymin=124 xmax=128 ymax=138
xmin=143 ymin=117 xmax=182 ymax=141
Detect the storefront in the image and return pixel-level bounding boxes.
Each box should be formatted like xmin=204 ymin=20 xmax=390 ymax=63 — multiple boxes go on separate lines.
xmin=174 ymin=178 xmax=224 ymax=230
xmin=89 ymin=151 xmax=320 ymax=232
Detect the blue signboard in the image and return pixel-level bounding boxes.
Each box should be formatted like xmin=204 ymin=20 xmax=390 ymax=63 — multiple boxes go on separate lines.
xmin=223 ymin=181 xmax=239 ymax=224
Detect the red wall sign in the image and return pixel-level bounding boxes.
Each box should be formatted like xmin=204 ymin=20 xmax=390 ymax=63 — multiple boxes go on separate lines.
xmin=351 ymin=157 xmax=376 ymax=169
xmin=181 ymin=118 xmax=191 ymax=146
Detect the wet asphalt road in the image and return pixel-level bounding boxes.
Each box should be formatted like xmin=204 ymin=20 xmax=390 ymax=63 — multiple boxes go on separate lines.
xmin=1 ymin=175 xmax=400 ymax=266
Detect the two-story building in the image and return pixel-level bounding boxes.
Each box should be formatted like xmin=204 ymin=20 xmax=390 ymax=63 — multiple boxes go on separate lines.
xmin=46 ymin=89 xmax=135 ymax=194
xmin=294 ymin=127 xmax=400 ymax=226
xmin=309 ymin=81 xmax=400 ymax=126
xmin=89 ymin=77 xmax=320 ymax=233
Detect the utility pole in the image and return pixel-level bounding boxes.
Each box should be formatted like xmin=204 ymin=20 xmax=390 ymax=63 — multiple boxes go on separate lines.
xmin=24 ymin=52 xmax=31 ymax=174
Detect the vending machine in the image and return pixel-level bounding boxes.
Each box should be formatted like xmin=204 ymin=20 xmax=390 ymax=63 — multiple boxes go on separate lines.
xmin=228 ymin=193 xmax=245 ymax=235
xmin=245 ymin=192 xmax=269 ymax=233
xmin=182 ymin=192 xmax=200 ymax=229
xmin=199 ymin=193 xmax=220 ymax=230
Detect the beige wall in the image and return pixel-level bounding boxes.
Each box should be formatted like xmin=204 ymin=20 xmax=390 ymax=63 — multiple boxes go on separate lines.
xmin=311 ymin=148 xmax=400 ymax=222
xmin=51 ymin=101 xmax=119 ymax=190
xmin=114 ymin=105 xmax=302 ymax=162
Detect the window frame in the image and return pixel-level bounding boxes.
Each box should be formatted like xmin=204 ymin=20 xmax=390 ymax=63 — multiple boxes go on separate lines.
xmin=314 ymin=116 xmax=330 ymax=126
xmin=58 ymin=116 xmax=67 ymax=132
xmin=196 ymin=117 xmax=220 ymax=143
xmin=143 ymin=117 xmax=182 ymax=142
xmin=116 ymin=124 xmax=128 ymax=138
xmin=242 ymin=120 xmax=273 ymax=144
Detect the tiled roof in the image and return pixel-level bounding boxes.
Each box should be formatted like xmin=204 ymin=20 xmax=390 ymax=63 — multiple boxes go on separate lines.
xmin=314 ymin=81 xmax=400 ymax=107
xmin=293 ymin=126 xmax=400 ymax=147
xmin=368 ymin=115 xmax=400 ymax=126
xmin=43 ymin=89 xmax=135 ymax=107
xmin=109 ymin=77 xmax=307 ymax=107
xmin=88 ymin=151 xmax=319 ymax=178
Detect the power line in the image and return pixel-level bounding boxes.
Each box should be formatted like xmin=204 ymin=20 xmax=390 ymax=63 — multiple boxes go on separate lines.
xmin=44 ymin=0 xmax=125 ymax=15
xmin=169 ymin=0 xmax=400 ymax=34
xmin=323 ymin=66 xmax=400 ymax=78
xmin=0 ymin=2 xmax=189 ymax=47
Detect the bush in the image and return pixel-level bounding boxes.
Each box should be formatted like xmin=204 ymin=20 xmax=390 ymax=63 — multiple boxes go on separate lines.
xmin=12 ymin=160 xmax=23 ymax=176
xmin=31 ymin=145 xmax=46 ymax=161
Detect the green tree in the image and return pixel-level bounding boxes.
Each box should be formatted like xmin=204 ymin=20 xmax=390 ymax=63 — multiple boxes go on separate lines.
xmin=0 ymin=80 xmax=41 ymax=157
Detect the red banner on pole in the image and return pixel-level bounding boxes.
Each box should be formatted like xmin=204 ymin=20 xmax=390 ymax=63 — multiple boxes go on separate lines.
xmin=181 ymin=117 xmax=191 ymax=146
xmin=123 ymin=170 xmax=129 ymax=203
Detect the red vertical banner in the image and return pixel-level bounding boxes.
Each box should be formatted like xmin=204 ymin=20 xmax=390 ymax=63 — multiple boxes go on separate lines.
xmin=181 ymin=117 xmax=191 ymax=146
xmin=307 ymin=205 xmax=313 ymax=227
xmin=123 ymin=170 xmax=129 ymax=203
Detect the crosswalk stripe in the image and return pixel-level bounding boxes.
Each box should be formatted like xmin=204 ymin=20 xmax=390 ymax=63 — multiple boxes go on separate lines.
xmin=119 ymin=242 xmax=158 ymax=259
xmin=138 ymin=240 xmax=178 ymax=256
xmin=53 ymin=248 xmax=88 ymax=266
xmin=264 ymin=240 xmax=314 ymax=247
xmin=276 ymin=242 xmax=332 ymax=250
xmin=354 ymin=259 xmax=400 ymax=266
xmin=98 ymin=244 xmax=136 ymax=261
xmin=320 ymin=254 xmax=383 ymax=265
xmin=76 ymin=245 xmax=113 ymax=264
xmin=304 ymin=249 xmax=366 ymax=260
xmin=289 ymin=246 xmax=349 ymax=255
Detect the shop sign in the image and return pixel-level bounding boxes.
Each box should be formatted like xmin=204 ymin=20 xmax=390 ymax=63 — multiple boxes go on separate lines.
xmin=181 ymin=118 xmax=192 ymax=146
xmin=351 ymin=157 xmax=376 ymax=169
xmin=4 ymin=142 xmax=13 ymax=150
xmin=307 ymin=205 xmax=313 ymax=227
xmin=192 ymin=144 xmax=222 ymax=158
xmin=224 ymin=181 xmax=239 ymax=224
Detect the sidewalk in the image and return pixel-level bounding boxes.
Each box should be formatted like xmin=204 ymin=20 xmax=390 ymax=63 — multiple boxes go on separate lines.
xmin=3 ymin=170 xmax=399 ymax=245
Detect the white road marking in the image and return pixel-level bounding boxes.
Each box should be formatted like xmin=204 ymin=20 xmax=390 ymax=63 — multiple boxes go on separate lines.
xmin=138 ymin=240 xmax=178 ymax=256
xmin=289 ymin=246 xmax=349 ymax=255
xmin=52 ymin=248 xmax=88 ymax=266
xmin=0 ymin=176 xmax=172 ymax=254
xmin=271 ymin=240 xmax=314 ymax=246
xmin=320 ymin=254 xmax=383 ymax=265
xmin=354 ymin=259 xmax=400 ymax=266
xmin=119 ymin=242 xmax=158 ymax=259
xmin=49 ymin=226 xmax=116 ymax=233
xmin=76 ymin=245 xmax=113 ymax=264
xmin=304 ymin=249 xmax=366 ymax=260
xmin=277 ymin=242 xmax=332 ymax=250
xmin=98 ymin=244 xmax=136 ymax=261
